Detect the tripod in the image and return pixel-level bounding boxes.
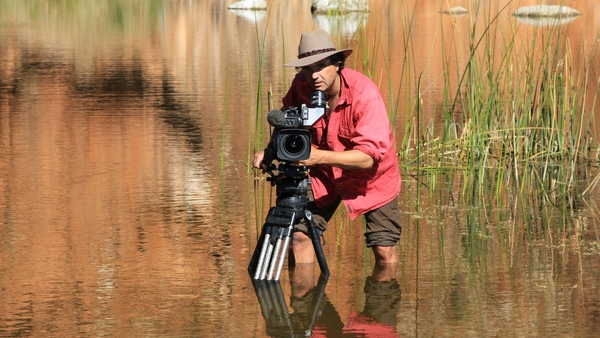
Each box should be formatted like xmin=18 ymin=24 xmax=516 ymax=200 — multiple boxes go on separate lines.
xmin=248 ymin=163 xmax=330 ymax=281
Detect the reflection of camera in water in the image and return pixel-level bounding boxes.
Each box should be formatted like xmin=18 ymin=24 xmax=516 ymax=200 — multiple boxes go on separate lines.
xmin=268 ymin=90 xmax=327 ymax=161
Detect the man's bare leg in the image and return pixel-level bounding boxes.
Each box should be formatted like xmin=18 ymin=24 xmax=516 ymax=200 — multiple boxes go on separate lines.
xmin=290 ymin=263 xmax=315 ymax=298
xmin=372 ymin=245 xmax=398 ymax=264
xmin=289 ymin=231 xmax=316 ymax=264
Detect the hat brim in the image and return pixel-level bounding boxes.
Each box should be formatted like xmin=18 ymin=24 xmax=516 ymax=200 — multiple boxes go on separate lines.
xmin=284 ymin=49 xmax=353 ymax=67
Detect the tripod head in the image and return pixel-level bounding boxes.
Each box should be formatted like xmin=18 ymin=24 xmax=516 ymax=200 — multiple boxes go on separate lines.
xmin=266 ymin=162 xmax=311 ymax=215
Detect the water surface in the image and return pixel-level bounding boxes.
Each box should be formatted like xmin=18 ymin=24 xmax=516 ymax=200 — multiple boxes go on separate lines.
xmin=1 ymin=0 xmax=600 ymax=337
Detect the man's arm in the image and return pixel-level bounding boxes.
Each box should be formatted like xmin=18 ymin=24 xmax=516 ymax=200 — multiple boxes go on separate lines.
xmin=298 ymin=147 xmax=374 ymax=170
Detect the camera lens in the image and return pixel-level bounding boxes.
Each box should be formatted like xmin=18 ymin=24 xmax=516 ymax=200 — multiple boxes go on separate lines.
xmin=284 ymin=135 xmax=305 ymax=155
xmin=276 ymin=129 xmax=311 ymax=161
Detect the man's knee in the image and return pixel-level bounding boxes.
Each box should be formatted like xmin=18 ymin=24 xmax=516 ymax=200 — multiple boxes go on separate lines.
xmin=290 ymin=231 xmax=316 ymax=264
xmin=372 ymin=245 xmax=398 ymax=264
xmin=292 ymin=230 xmax=311 ymax=245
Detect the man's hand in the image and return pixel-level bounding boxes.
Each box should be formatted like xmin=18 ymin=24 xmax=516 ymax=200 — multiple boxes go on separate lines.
xmin=252 ymin=149 xmax=273 ymax=173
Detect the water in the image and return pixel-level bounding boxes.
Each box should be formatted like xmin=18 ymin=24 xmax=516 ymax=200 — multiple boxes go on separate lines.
xmin=1 ymin=0 xmax=600 ymax=337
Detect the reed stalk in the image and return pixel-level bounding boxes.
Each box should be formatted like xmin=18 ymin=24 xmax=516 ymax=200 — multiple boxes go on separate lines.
xmin=246 ymin=9 xmax=275 ymax=241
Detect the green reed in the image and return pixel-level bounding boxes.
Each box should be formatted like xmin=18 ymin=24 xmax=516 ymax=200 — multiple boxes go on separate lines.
xmin=394 ymin=2 xmax=599 ymax=214
xmin=247 ymin=2 xmax=599 ymax=256
xmin=245 ymin=9 xmax=275 ymax=244
xmin=245 ymin=6 xmax=600 ymax=301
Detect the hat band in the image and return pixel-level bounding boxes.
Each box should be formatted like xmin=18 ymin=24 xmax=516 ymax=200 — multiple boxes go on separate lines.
xmin=298 ymin=48 xmax=336 ymax=59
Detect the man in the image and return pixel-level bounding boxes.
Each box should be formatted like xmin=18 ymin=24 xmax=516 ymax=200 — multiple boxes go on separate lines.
xmin=252 ymin=28 xmax=401 ymax=264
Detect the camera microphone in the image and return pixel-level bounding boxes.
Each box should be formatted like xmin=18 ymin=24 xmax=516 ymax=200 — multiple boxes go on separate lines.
xmin=267 ymin=109 xmax=286 ymax=128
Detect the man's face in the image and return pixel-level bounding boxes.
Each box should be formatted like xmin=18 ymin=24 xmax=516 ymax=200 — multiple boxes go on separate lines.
xmin=300 ymin=59 xmax=338 ymax=93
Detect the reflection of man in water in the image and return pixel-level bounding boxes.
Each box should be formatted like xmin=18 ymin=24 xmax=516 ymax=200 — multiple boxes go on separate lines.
xmin=342 ymin=264 xmax=401 ymax=336
xmin=284 ymin=263 xmax=401 ymax=337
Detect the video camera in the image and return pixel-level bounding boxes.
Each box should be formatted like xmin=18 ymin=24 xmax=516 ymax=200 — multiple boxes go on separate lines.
xmin=268 ymin=90 xmax=327 ymax=161
xmin=248 ymin=90 xmax=330 ymax=281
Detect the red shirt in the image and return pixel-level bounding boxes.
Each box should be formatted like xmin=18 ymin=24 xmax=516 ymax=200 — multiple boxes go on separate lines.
xmin=282 ymin=68 xmax=401 ymax=219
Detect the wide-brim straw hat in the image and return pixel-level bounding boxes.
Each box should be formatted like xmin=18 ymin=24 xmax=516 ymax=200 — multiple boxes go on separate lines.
xmin=284 ymin=29 xmax=353 ymax=67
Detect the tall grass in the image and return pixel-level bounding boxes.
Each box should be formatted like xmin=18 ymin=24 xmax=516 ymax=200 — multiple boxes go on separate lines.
xmin=391 ymin=2 xmax=599 ymax=216
xmin=342 ymin=1 xmax=600 ymax=263
xmin=248 ymin=2 xmax=599 ymax=258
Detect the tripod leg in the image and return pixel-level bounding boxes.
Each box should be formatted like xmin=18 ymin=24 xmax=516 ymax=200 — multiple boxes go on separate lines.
xmin=266 ymin=237 xmax=283 ymax=280
xmin=305 ymin=211 xmax=330 ymax=276
xmin=249 ymin=222 xmax=269 ymax=275
xmin=273 ymin=227 xmax=292 ymax=281
xmin=253 ymin=230 xmax=272 ymax=280
xmin=259 ymin=239 xmax=275 ymax=280
xmin=250 ymin=207 xmax=296 ymax=281
xmin=267 ymin=223 xmax=294 ymax=280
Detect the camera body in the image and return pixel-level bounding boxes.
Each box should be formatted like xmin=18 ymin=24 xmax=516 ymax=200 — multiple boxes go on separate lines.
xmin=275 ymin=91 xmax=327 ymax=161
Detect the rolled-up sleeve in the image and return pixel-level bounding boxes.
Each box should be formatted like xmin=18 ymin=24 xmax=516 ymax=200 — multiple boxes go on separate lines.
xmin=350 ymin=95 xmax=391 ymax=163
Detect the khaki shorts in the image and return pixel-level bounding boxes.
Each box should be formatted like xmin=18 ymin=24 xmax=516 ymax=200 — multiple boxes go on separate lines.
xmin=297 ymin=194 xmax=402 ymax=247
